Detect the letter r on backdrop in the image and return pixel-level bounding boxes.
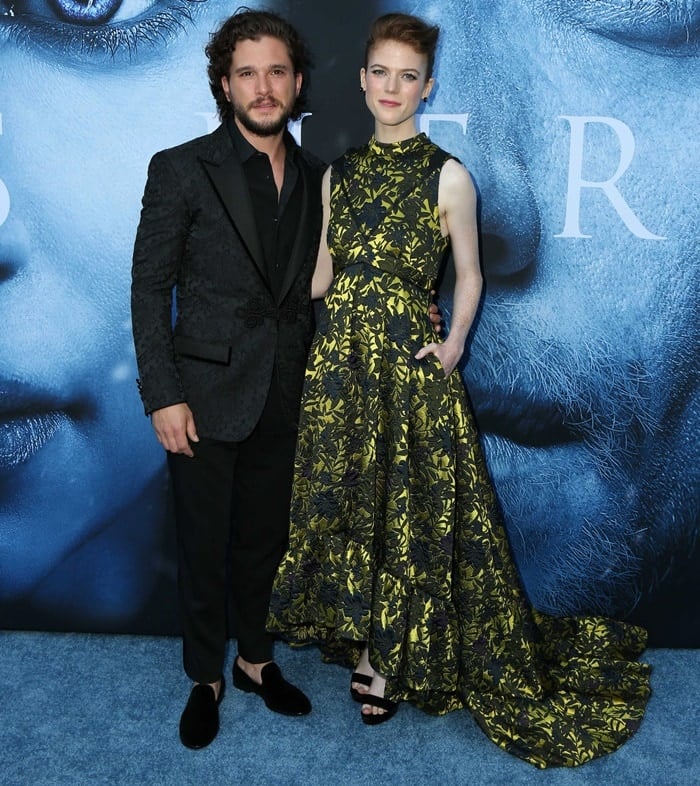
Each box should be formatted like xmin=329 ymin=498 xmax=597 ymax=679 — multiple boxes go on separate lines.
xmin=556 ymin=116 xmax=665 ymax=240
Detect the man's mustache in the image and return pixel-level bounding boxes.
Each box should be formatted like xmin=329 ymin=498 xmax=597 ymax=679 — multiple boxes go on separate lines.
xmin=250 ymin=98 xmax=282 ymax=109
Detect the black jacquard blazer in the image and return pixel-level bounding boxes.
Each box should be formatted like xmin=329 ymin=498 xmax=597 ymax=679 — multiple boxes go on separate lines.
xmin=131 ymin=123 xmax=324 ymax=441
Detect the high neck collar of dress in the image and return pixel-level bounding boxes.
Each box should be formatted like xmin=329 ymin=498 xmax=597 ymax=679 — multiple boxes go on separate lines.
xmin=368 ymin=133 xmax=428 ymax=156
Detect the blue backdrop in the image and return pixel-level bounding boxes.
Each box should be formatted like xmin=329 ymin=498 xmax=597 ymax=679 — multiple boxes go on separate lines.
xmin=0 ymin=1 xmax=697 ymax=645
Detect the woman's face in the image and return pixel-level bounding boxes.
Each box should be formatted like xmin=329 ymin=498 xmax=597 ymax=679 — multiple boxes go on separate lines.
xmin=0 ymin=0 xmax=236 ymax=600
xmin=361 ymin=39 xmax=432 ymax=137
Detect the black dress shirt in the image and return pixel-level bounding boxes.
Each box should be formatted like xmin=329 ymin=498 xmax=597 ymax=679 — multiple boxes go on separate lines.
xmin=227 ymin=117 xmax=303 ymax=298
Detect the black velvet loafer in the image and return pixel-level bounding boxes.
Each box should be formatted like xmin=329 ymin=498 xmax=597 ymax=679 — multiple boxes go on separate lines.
xmin=178 ymin=677 xmax=225 ymax=749
xmin=232 ymin=658 xmax=311 ymax=716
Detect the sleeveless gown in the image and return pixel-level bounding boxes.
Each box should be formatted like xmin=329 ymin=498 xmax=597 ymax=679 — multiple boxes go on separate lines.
xmin=267 ymin=133 xmax=650 ymax=768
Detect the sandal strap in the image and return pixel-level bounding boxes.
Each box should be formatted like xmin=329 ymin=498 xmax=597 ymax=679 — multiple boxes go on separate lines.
xmin=360 ymin=693 xmax=396 ymax=711
xmin=351 ymin=672 xmax=373 ymax=687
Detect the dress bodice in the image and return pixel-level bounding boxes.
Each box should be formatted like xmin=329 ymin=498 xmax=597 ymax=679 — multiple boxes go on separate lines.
xmin=328 ymin=133 xmax=452 ymax=291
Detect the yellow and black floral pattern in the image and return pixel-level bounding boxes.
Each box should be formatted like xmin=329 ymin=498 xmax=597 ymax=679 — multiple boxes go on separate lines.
xmin=268 ymin=133 xmax=650 ymax=768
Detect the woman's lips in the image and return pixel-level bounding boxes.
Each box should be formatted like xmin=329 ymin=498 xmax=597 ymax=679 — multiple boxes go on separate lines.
xmin=0 ymin=382 xmax=70 ymax=469
xmin=0 ymin=411 xmax=68 ymax=469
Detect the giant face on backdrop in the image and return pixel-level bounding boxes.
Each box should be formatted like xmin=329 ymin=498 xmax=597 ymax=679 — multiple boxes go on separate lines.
xmin=1 ymin=0 xmax=697 ymax=644
xmin=0 ymin=0 xmax=281 ymax=628
xmin=0 ymin=0 xmax=378 ymax=630
xmin=393 ymin=0 xmax=699 ymax=640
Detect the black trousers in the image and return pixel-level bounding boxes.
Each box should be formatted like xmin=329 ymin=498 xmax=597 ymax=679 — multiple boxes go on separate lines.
xmin=167 ymin=379 xmax=297 ymax=684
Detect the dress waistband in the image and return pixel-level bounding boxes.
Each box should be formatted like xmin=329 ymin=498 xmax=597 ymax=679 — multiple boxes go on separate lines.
xmin=342 ymin=258 xmax=433 ymax=292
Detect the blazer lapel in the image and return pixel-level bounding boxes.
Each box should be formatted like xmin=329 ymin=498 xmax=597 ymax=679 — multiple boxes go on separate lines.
xmin=199 ymin=129 xmax=267 ymax=283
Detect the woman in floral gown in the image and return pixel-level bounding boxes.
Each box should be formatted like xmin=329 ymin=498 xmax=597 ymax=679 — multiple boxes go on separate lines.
xmin=268 ymin=12 xmax=650 ymax=767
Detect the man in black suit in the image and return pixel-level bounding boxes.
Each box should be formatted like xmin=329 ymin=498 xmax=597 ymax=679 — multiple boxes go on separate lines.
xmin=131 ymin=9 xmax=322 ymax=749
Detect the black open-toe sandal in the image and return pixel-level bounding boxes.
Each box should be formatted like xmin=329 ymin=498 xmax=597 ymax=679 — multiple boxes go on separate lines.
xmin=360 ymin=693 xmax=398 ymax=725
xmin=350 ymin=672 xmax=373 ymax=703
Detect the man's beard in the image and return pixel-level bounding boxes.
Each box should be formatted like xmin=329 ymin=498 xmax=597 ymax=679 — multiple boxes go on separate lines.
xmin=233 ymin=99 xmax=292 ymax=137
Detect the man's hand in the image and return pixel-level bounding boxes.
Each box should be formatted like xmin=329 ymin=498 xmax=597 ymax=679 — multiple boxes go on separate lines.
xmin=428 ymin=291 xmax=442 ymax=334
xmin=151 ymin=403 xmax=198 ymax=457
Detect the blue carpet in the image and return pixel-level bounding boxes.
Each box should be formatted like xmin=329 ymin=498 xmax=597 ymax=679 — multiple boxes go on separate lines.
xmin=1 ymin=632 xmax=697 ymax=785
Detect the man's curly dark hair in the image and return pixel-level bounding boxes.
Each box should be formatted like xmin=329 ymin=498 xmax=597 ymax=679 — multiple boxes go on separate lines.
xmin=205 ymin=6 xmax=313 ymax=122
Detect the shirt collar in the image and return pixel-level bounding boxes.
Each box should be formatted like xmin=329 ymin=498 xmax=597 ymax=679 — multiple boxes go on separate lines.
xmin=226 ymin=116 xmax=298 ymax=165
